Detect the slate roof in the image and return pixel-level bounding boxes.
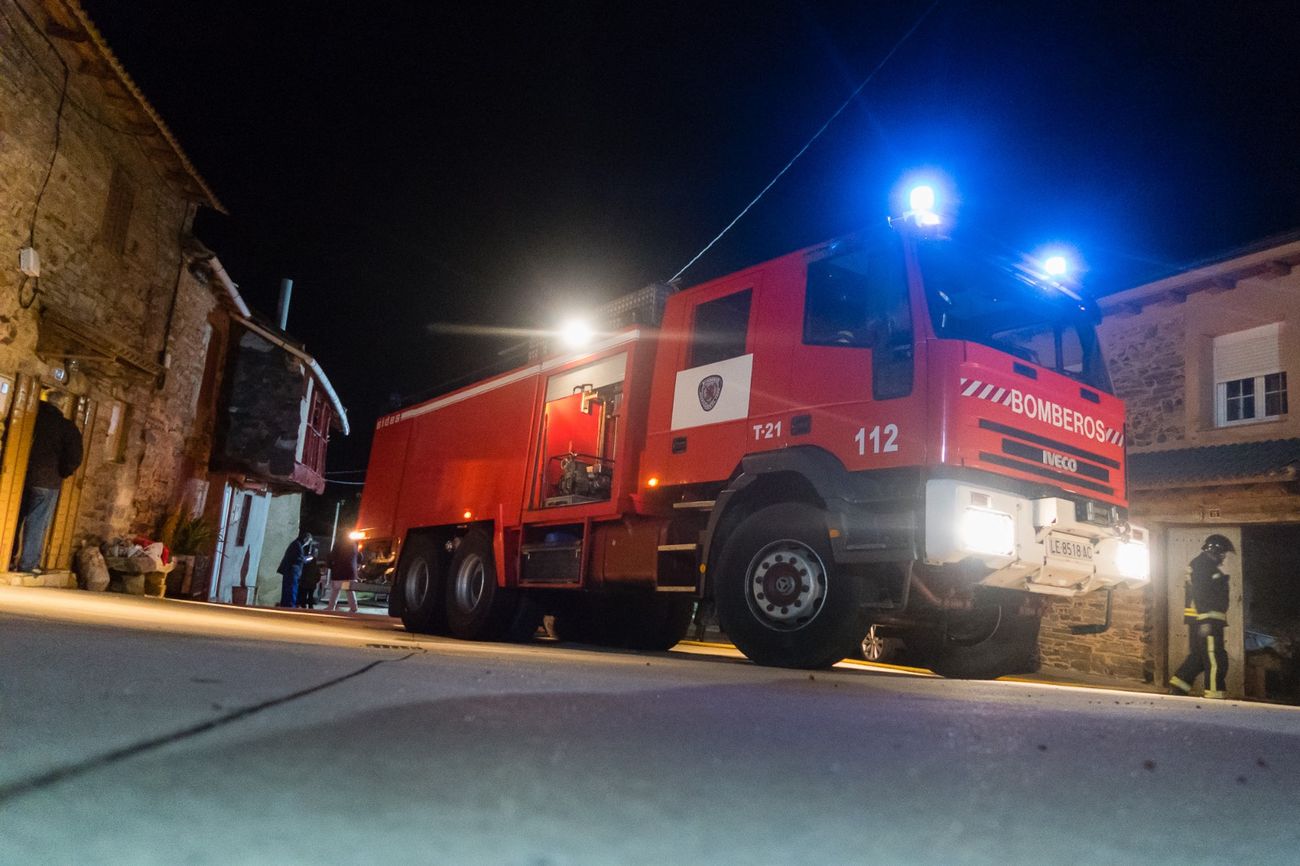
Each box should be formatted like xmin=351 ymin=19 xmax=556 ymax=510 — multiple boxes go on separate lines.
xmin=1129 ymin=439 xmax=1300 ymax=489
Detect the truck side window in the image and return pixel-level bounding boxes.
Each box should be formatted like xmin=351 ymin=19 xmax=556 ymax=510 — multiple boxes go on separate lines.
xmin=689 ymin=289 xmax=752 ymax=368
xmin=803 ymin=244 xmax=910 ymax=349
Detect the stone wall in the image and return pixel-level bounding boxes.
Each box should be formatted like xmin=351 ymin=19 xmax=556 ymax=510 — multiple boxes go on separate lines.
xmin=1099 ymin=309 xmax=1187 ymax=448
xmin=0 ymin=1 xmax=217 ymax=556
xmin=1039 ymin=587 xmax=1154 ymax=683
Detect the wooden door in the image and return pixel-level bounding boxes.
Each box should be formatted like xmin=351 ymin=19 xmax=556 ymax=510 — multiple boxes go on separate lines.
xmin=42 ymin=395 xmax=96 ymax=571
xmin=0 ymin=374 xmax=39 ymax=570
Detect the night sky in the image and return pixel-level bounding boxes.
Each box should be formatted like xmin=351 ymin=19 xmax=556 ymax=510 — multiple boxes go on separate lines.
xmin=78 ymin=1 xmax=1300 ymax=475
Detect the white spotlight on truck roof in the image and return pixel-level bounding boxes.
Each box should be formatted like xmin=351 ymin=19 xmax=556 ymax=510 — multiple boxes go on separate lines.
xmin=559 ymin=318 xmax=594 ymax=348
xmin=1044 ymin=255 xmax=1069 ymax=277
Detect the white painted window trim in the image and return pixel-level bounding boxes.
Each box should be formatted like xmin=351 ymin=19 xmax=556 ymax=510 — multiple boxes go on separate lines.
xmin=1212 ymin=323 xmax=1286 ymax=427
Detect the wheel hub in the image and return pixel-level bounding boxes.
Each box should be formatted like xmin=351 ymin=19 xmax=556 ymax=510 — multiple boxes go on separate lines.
xmin=746 ymin=540 xmax=827 ymax=630
xmin=454 ymin=553 xmax=486 ymax=612
xmin=406 ymin=559 xmax=430 ymax=607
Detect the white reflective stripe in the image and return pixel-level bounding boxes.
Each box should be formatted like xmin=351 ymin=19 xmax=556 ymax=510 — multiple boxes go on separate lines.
xmin=1207 ymin=633 xmax=1219 ymax=691
xmin=962 ymin=379 xmax=982 ymax=396
xmin=992 ymin=387 xmax=1006 ymax=402
xmin=979 ymin=383 xmax=995 ymax=399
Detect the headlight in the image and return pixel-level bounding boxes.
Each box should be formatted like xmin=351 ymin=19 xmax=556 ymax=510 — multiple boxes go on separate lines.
xmin=1115 ymin=540 xmax=1149 ymax=582
xmin=959 ymin=508 xmax=1014 ymax=557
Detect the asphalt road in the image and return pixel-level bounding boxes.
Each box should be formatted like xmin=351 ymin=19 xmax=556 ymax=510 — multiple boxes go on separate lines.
xmin=2 ymin=585 xmax=1298 ymax=865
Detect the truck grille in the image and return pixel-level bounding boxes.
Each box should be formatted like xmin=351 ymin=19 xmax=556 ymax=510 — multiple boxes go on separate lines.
xmin=977 ymin=419 xmax=1117 ymax=497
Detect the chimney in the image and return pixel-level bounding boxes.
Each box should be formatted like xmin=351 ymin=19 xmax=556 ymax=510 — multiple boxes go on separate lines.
xmin=276 ymin=278 xmax=293 ymax=330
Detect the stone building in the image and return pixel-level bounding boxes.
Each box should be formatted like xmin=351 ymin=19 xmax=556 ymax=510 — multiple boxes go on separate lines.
xmin=1040 ymin=234 xmax=1299 ymax=700
xmin=0 ymin=0 xmax=227 ymax=581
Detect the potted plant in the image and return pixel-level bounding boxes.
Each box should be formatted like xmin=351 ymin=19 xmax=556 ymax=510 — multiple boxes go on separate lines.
xmin=166 ymin=514 xmax=215 ymax=599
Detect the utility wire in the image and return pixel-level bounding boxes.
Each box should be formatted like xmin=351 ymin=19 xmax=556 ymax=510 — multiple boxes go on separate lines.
xmin=670 ymin=0 xmax=942 ymax=284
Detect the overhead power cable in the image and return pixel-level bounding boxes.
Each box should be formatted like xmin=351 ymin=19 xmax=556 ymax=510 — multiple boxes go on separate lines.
xmin=670 ymin=0 xmax=942 ymax=284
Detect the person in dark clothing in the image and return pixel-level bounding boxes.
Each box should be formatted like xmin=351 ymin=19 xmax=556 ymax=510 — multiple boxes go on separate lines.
xmin=1169 ymin=534 xmax=1235 ymax=699
xmin=15 ymin=391 xmax=83 ymax=572
xmin=277 ymin=529 xmax=315 ymax=608
xmin=298 ymin=543 xmax=321 ymax=608
xmin=327 ymin=541 xmax=360 ymax=613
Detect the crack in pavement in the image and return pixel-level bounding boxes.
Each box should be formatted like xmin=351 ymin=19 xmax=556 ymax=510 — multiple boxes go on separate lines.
xmin=0 ymin=651 xmax=419 ymax=804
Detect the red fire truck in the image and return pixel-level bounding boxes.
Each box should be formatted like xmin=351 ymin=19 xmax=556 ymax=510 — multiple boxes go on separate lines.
xmin=356 ymin=201 xmax=1150 ymax=677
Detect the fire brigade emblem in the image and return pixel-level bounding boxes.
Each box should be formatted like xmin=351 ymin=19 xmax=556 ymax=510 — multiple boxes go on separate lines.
xmin=698 ymin=375 xmax=724 ymax=411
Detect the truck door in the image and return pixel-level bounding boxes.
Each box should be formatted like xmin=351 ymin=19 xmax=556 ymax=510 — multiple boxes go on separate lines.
xmin=662 ymin=283 xmax=757 ymax=481
xmin=791 ymin=233 xmax=920 ymax=470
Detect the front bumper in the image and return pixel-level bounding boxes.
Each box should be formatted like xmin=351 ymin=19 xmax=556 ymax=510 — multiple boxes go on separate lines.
xmin=923 ymin=478 xmax=1150 ymax=597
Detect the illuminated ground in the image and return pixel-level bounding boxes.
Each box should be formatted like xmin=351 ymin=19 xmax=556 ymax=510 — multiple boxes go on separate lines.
xmin=2 ymin=585 xmax=1297 ymax=864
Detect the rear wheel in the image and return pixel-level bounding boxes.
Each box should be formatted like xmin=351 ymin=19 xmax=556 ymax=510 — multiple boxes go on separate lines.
xmin=445 ymin=530 xmax=528 ymax=641
xmin=715 ymin=503 xmax=869 ymax=669
xmin=398 ymin=536 xmax=446 ymax=634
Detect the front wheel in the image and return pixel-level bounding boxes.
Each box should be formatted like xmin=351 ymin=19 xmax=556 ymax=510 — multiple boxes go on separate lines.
xmin=715 ymin=503 xmax=869 ymax=669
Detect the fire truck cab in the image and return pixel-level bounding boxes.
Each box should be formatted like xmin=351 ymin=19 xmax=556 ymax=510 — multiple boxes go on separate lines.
xmin=359 ymin=215 xmax=1150 ymax=678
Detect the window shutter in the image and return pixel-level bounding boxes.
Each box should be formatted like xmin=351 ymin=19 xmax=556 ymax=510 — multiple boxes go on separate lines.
xmin=1213 ymin=323 xmax=1281 ymax=382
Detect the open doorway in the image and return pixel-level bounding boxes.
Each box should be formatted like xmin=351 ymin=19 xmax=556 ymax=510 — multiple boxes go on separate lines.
xmin=1164 ymin=526 xmax=1245 ymax=698
xmin=1 ymin=379 xmax=92 ymax=575
xmin=1241 ymin=523 xmax=1300 ymax=701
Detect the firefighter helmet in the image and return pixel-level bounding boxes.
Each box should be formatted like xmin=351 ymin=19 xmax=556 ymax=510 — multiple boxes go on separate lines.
xmin=1202 ymin=533 xmax=1236 ymax=554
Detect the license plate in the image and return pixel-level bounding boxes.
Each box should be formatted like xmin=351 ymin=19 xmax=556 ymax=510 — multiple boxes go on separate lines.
xmin=1047 ymin=533 xmax=1093 ymax=563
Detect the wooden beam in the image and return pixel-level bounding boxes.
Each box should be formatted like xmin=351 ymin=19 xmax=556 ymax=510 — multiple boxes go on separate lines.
xmin=1156 ymin=289 xmax=1190 ymax=305
xmin=1261 ymin=260 xmax=1294 ymax=278
xmin=45 ymin=22 xmax=88 ymax=42
xmin=77 ymin=58 xmax=115 ymax=79
xmin=1205 ymin=276 xmax=1236 ymax=294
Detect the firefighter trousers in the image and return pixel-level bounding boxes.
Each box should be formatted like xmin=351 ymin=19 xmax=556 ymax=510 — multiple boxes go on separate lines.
xmin=1170 ymin=620 xmax=1228 ymax=697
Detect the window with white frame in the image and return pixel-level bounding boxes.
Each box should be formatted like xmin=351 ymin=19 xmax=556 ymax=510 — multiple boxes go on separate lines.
xmin=1213 ymin=323 xmax=1288 ymax=426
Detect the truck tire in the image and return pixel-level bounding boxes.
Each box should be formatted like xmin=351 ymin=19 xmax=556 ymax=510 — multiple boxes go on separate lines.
xmin=550 ymin=597 xmax=602 ymax=644
xmin=917 ymin=607 xmax=1042 ymax=679
xmin=444 ymin=530 xmax=522 ymax=641
xmin=399 ymin=536 xmax=446 ymax=634
xmin=714 ymin=502 xmax=869 ymax=669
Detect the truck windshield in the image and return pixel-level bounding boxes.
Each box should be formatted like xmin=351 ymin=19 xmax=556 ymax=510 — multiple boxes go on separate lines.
xmin=915 ymin=234 xmax=1112 ymax=392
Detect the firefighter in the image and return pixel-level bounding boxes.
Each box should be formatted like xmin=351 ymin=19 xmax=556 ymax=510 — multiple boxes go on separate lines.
xmin=1169 ymin=534 xmax=1234 ymax=698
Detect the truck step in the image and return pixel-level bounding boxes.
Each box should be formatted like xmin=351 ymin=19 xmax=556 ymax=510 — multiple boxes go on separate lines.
xmin=672 ymin=500 xmax=715 ymax=511
xmin=655 ymin=543 xmax=700 ymax=594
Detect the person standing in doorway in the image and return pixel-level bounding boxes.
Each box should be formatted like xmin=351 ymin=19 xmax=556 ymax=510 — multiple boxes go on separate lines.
xmin=276 ymin=529 xmax=314 ymax=608
xmin=15 ymin=390 xmax=83 ymax=573
xmin=1169 ymin=533 xmax=1235 ymax=699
